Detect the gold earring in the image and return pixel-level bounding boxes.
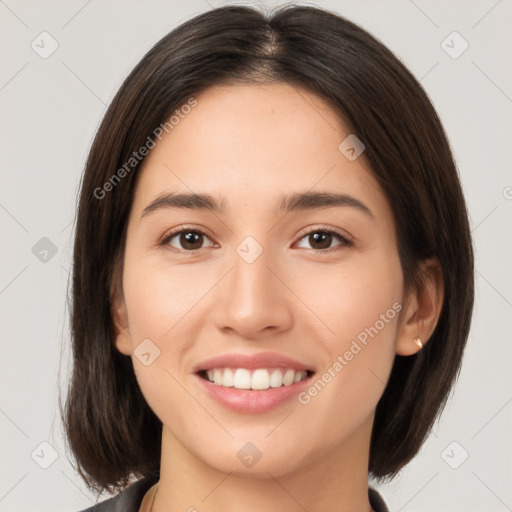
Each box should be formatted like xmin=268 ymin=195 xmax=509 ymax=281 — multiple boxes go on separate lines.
xmin=413 ymin=337 xmax=423 ymax=349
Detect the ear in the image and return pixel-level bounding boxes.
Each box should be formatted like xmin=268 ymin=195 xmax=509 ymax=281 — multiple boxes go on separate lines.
xmin=396 ymin=258 xmax=444 ymax=356
xmin=110 ymin=268 xmax=133 ymax=356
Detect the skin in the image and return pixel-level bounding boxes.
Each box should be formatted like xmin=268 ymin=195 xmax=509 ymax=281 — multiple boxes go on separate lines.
xmin=112 ymin=83 xmax=443 ymax=512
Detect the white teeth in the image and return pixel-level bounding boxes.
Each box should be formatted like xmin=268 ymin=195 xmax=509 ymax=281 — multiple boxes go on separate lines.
xmin=282 ymin=369 xmax=295 ymax=386
xmin=270 ymin=369 xmax=283 ymax=388
xmin=213 ymin=369 xmax=223 ymax=386
xmin=251 ymin=369 xmax=270 ymax=390
xmin=223 ymin=368 xmax=234 ymax=387
xmin=233 ymin=368 xmax=252 ymax=389
xmin=204 ymin=368 xmax=308 ymax=390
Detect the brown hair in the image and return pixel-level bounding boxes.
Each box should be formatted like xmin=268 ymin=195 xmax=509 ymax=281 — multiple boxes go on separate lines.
xmin=60 ymin=4 xmax=474 ymax=494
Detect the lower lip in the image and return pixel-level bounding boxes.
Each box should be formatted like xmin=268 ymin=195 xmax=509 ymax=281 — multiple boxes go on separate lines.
xmin=194 ymin=374 xmax=312 ymax=413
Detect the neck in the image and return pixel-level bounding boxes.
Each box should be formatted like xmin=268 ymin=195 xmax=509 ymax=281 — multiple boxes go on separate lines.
xmin=151 ymin=419 xmax=375 ymax=512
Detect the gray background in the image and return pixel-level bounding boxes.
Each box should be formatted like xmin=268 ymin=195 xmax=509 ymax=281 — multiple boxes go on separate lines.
xmin=1 ymin=0 xmax=511 ymax=511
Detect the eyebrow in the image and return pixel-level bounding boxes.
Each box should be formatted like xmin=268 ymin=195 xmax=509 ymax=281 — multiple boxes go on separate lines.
xmin=141 ymin=191 xmax=374 ymax=219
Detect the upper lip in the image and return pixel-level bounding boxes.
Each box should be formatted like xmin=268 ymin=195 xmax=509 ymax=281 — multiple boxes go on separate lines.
xmin=193 ymin=352 xmax=315 ymax=373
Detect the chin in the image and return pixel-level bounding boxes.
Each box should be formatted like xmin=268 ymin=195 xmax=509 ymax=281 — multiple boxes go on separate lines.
xmin=189 ymin=435 xmax=311 ymax=478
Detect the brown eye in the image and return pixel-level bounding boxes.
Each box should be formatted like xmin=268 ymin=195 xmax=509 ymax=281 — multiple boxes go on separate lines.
xmin=296 ymin=229 xmax=351 ymax=252
xmin=163 ymin=229 xmax=214 ymax=251
xmin=308 ymin=232 xmax=333 ymax=250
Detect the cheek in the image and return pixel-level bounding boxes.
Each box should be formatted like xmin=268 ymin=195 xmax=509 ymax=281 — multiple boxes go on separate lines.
xmin=300 ymin=248 xmax=403 ymax=349
xmin=123 ymin=253 xmax=207 ymax=341
xmin=120 ymin=252 xmax=209 ymax=413
xmin=294 ymin=251 xmax=403 ymax=411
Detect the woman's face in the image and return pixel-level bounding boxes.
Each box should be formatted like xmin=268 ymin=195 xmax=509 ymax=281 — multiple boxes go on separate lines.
xmin=114 ymin=83 xmax=408 ymax=477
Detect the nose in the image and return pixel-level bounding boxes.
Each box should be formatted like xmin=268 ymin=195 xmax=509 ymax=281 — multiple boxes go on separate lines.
xmin=213 ymin=243 xmax=294 ymax=340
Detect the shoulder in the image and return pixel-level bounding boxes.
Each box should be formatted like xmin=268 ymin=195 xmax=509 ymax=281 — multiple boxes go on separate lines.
xmin=75 ymin=473 xmax=160 ymax=512
xmin=369 ymin=487 xmax=390 ymax=512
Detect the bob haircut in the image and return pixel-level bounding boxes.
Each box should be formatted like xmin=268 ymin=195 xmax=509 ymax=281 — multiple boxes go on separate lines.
xmin=61 ymin=4 xmax=474 ymax=494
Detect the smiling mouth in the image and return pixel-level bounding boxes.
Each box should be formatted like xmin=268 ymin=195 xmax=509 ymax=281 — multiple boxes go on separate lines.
xmin=197 ymin=367 xmax=315 ymax=390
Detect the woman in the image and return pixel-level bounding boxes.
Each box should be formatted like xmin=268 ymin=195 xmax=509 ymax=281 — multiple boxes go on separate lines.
xmin=62 ymin=5 xmax=474 ymax=512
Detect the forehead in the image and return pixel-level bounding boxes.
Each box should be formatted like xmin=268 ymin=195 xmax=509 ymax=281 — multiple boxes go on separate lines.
xmin=131 ymin=83 xmax=392 ymax=225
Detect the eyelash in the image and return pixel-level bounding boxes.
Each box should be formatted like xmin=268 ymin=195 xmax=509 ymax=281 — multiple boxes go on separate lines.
xmin=159 ymin=226 xmax=353 ymax=253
